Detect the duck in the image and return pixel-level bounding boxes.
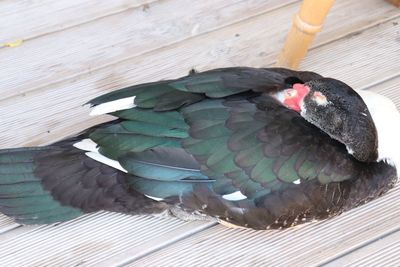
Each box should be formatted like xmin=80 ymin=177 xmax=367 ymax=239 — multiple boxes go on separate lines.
xmin=0 ymin=67 xmax=399 ymax=230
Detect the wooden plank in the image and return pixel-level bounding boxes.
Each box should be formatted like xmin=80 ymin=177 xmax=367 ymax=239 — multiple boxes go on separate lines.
xmin=125 ymin=186 xmax=400 ymax=266
xmin=323 ymin=230 xmax=400 ymax=266
xmin=312 ymin=0 xmax=399 ymax=47
xmin=2 ymin=0 xmax=397 ymax=101
xmin=99 ymin=221 xmax=215 ymax=266
xmin=368 ymin=75 xmax=400 ymax=110
xmin=1 ymin=0 xmax=398 ymax=148
xmin=302 ymin=19 xmax=400 ymax=89
xmin=348 ymin=239 xmax=400 ymax=267
xmin=0 ymin=215 xmax=19 ymax=234
xmin=0 ymin=0 xmax=154 ymax=44
xmin=0 ymin=0 xmax=297 ymax=101
xmin=0 ymin=212 xmax=213 ymax=266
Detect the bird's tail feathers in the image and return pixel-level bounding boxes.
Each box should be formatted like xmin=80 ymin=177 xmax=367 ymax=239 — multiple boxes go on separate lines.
xmin=0 ymin=140 xmax=168 ymax=225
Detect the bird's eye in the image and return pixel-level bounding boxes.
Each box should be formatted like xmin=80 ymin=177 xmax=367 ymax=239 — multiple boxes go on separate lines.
xmin=285 ymin=89 xmax=298 ymax=98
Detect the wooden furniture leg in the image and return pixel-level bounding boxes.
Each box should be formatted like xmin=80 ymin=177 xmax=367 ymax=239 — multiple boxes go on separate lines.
xmin=276 ymin=0 xmax=335 ymax=69
xmin=386 ymin=0 xmax=400 ymax=7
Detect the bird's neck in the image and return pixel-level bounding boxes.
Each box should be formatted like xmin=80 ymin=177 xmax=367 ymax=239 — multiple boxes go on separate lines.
xmin=356 ymin=90 xmax=400 ymax=176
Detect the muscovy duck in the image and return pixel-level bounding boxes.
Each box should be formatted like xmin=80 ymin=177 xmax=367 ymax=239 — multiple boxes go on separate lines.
xmin=0 ymin=67 xmax=399 ymax=230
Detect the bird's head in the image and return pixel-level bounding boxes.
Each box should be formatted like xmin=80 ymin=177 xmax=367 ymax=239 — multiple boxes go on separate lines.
xmin=273 ymin=78 xmax=382 ymax=164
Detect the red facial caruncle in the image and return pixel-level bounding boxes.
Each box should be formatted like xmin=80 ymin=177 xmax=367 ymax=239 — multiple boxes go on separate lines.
xmin=282 ymin=83 xmax=310 ymax=112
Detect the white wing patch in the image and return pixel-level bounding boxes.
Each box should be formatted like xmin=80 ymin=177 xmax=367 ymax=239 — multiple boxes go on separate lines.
xmin=144 ymin=194 xmax=164 ymax=201
xmin=89 ymin=96 xmax=136 ymax=116
xmin=222 ymin=191 xmax=247 ymax=201
xmin=293 ymin=179 xmax=301 ymax=184
xmin=75 ymin=139 xmax=127 ymax=172
xmin=345 ymin=146 xmax=354 ymax=155
xmin=85 ymin=151 xmax=128 ymax=173
xmin=73 ymin=139 xmax=99 ymax=152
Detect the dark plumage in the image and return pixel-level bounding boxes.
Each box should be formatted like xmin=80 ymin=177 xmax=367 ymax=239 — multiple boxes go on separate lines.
xmin=0 ymin=67 xmax=398 ymax=230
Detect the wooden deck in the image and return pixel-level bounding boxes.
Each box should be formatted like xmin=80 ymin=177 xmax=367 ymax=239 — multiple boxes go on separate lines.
xmin=0 ymin=0 xmax=399 ymax=266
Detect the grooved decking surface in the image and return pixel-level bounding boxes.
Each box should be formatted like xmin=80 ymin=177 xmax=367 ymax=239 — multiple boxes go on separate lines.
xmin=0 ymin=0 xmax=399 ymax=266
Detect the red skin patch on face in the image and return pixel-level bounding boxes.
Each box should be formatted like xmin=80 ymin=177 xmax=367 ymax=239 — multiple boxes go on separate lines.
xmin=283 ymin=83 xmax=310 ymax=112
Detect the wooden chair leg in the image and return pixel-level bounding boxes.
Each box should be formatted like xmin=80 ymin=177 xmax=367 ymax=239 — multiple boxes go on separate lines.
xmin=386 ymin=0 xmax=400 ymax=7
xmin=276 ymin=0 xmax=335 ymax=69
